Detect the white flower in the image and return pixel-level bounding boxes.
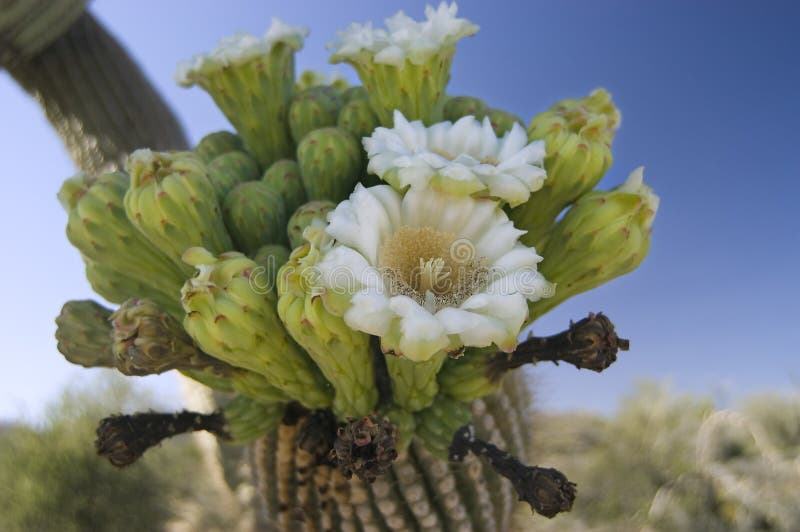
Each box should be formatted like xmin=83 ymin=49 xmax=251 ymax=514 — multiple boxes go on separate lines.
xmin=310 ymin=184 xmax=553 ymax=362
xmin=328 ymin=2 xmax=478 ymax=67
xmin=176 ymin=18 xmax=308 ymax=86
xmin=364 ymin=110 xmax=547 ymax=207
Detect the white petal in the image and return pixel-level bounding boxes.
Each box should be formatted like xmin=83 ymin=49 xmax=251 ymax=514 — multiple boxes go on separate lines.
xmin=474 ymin=219 xmax=526 ymax=262
xmin=389 ymin=296 xmax=449 ymax=361
xmin=315 ymin=246 xmax=382 ymax=292
xmin=344 ymin=288 xmax=395 ymax=336
xmin=325 ymin=184 xmax=402 ymax=265
xmin=491 ymin=245 xmax=543 ymax=274
xmin=480 ymin=172 xmax=531 ymax=207
xmin=362 ymin=104 xmax=547 ymax=205
xmin=436 ymin=307 xmax=507 ymax=348
xmin=496 ymin=122 xmax=529 ymax=160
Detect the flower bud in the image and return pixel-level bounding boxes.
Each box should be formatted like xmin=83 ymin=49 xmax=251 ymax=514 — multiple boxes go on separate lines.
xmin=252 ymin=244 xmax=291 ymax=293
xmin=531 ymin=167 xmax=658 ymax=321
xmin=337 ymin=99 xmax=380 ymax=140
xmin=379 ymin=407 xmax=416 ymax=454
xmin=206 ymin=150 xmax=261 ymax=200
xmin=289 ymin=87 xmax=342 ymax=144
xmin=59 ymin=172 xmax=187 ymax=307
xmin=125 ymin=150 xmax=233 ymax=275
xmin=510 ymin=89 xmax=620 ymax=248
xmin=110 ymin=298 xmax=289 ymax=402
xmin=443 ymin=95 xmax=488 ymax=122
xmin=487 ymin=108 xmax=524 ymax=136
xmin=297 ymin=127 xmax=363 ymax=203
xmin=194 ymin=130 xmax=244 ymax=164
xmin=55 ymin=300 xmax=114 ymax=368
xmin=437 ymin=346 xmax=498 ymax=402
xmin=176 ymin=19 xmax=308 ymax=167
xmin=262 ymin=159 xmax=307 ymax=216
xmin=181 ymin=248 xmax=332 ymax=408
xmin=414 ymin=395 xmax=472 ymax=458
xmin=295 ymin=69 xmax=349 ymax=95
xmin=276 ymin=235 xmax=378 ymax=419
xmin=223 ymin=181 xmax=288 ymax=254
xmin=341 ymin=86 xmax=369 ymax=104
xmin=111 ymin=298 xmax=221 ymax=376
xmin=286 ymin=200 xmax=335 ymax=250
xmin=83 ymin=258 xmax=183 ymax=319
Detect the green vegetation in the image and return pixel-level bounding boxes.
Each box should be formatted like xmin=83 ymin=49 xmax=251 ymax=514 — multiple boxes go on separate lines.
xmin=0 ymin=375 xmax=198 ymax=532
xmin=524 ymin=383 xmax=800 ymax=531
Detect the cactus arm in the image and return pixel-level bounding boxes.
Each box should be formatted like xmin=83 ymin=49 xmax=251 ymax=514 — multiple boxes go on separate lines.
xmin=4 ymin=12 xmax=188 ymax=173
xmin=0 ymin=0 xmax=88 ymax=65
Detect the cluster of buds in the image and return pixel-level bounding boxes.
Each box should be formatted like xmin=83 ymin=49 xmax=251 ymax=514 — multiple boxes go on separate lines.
xmin=54 ymin=2 xmax=658 ymax=523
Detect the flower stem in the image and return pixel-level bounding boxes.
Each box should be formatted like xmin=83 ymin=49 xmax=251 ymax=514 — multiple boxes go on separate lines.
xmin=487 ymin=312 xmax=628 ymax=381
xmin=449 ymin=425 xmax=576 ymax=518
xmin=95 ymin=410 xmax=229 ymax=468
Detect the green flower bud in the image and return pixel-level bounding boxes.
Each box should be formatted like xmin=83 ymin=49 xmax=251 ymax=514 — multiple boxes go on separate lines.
xmin=125 ymin=149 xmax=233 ymax=275
xmin=228 ymin=368 xmax=290 ymax=403
xmin=295 ymin=70 xmax=349 ymax=94
xmin=297 ymin=127 xmax=362 ymax=202
xmin=111 ymin=297 xmax=223 ymax=376
xmin=262 ymin=159 xmax=307 ymax=216
xmin=289 ymin=87 xmax=342 ymax=144
xmin=437 ymin=346 xmax=498 ymax=402
xmin=337 ymin=99 xmax=380 ymax=140
xmin=194 ymin=130 xmax=244 ymax=164
xmin=176 ymin=23 xmax=307 ymax=168
xmin=110 ymin=297 xmax=289 ymax=402
xmin=252 ymin=244 xmax=291 ymax=292
xmin=276 ymin=237 xmax=377 ymax=419
xmin=487 ymin=108 xmax=524 ymax=136
xmin=286 ymin=200 xmax=335 ymax=250
xmin=84 ymin=258 xmax=183 ymax=320
xmin=181 ymin=247 xmax=332 ymax=408
xmin=206 ymin=151 xmax=261 ymax=200
xmin=55 ymin=300 xmax=114 ymax=368
xmin=384 ymin=352 xmax=448 ymax=412
xmin=341 ymin=86 xmax=369 ymax=104
xmin=380 ymin=406 xmax=416 ymax=454
xmin=510 ymin=89 xmax=620 ymax=248
xmin=223 ymin=181 xmax=288 ymax=254
xmin=56 ymin=175 xmax=88 ymax=211
xmin=222 ymin=395 xmax=286 ymax=443
xmin=59 ymin=172 xmax=187 ymax=306
xmin=443 ymin=96 xmax=488 ymax=122
xmin=530 ymin=167 xmax=659 ymax=321
xmin=414 ymin=395 xmax=473 ymax=458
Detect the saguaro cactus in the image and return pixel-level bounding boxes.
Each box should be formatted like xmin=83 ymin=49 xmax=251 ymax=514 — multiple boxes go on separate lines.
xmin=10 ymin=3 xmax=659 ymax=530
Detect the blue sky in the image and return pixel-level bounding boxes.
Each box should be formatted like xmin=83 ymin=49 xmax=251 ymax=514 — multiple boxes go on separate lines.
xmin=1 ymin=1 xmax=798 ymax=421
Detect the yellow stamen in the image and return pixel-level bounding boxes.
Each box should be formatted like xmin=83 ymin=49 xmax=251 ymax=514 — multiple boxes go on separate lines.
xmin=379 ymin=226 xmax=488 ymax=312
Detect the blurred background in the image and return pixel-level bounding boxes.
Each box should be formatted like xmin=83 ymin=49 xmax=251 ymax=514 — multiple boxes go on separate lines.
xmin=1 ymin=1 xmax=798 ymax=530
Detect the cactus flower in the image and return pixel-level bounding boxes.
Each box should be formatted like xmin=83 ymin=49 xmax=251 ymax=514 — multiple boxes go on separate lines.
xmin=176 ymin=18 xmax=308 ymax=167
xmin=364 ymin=110 xmax=546 ymax=207
xmin=328 ymin=2 xmax=478 ymax=126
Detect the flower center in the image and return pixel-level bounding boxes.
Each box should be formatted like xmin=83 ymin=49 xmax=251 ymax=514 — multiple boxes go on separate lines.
xmin=379 ymin=226 xmax=488 ymax=312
